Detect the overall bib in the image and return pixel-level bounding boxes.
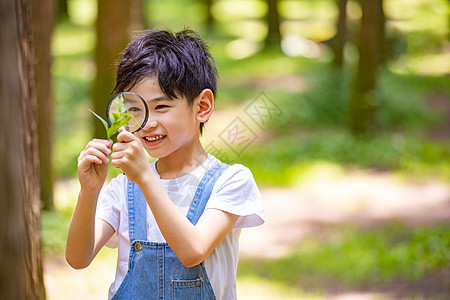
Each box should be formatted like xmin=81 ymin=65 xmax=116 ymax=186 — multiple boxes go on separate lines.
xmin=112 ymin=163 xmax=229 ymax=300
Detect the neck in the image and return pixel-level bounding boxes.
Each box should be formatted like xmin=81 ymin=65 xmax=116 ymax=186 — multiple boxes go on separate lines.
xmin=156 ymin=140 xmax=208 ymax=179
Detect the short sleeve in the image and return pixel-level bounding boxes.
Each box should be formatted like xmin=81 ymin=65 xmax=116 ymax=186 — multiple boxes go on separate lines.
xmin=205 ymin=164 xmax=264 ymax=228
xmin=96 ymin=174 xmax=126 ymax=248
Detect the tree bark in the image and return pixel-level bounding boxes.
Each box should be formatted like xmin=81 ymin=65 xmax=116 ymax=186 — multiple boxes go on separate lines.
xmin=129 ymin=0 xmax=147 ymax=32
xmin=332 ymin=0 xmax=348 ymax=67
xmin=57 ymin=0 xmax=69 ymax=20
xmin=0 ymin=0 xmax=46 ymax=298
xmin=375 ymin=0 xmax=386 ymax=64
xmin=92 ymin=0 xmax=131 ymax=139
xmin=205 ymin=0 xmax=215 ymax=31
xmin=265 ymin=0 xmax=281 ymax=50
xmin=32 ymin=0 xmax=56 ymax=211
xmin=348 ymin=0 xmax=383 ymax=135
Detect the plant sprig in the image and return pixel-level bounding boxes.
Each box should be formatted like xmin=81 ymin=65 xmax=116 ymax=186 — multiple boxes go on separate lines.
xmin=89 ymin=103 xmax=137 ymax=140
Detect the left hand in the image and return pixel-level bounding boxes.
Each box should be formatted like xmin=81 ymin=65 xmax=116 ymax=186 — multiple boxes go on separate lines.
xmin=111 ymin=128 xmax=152 ymax=183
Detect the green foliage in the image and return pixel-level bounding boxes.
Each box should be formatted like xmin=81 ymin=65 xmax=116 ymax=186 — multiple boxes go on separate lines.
xmin=238 ymin=224 xmax=450 ymax=290
xmin=51 ymin=0 xmax=450 ymax=183
xmin=295 ymin=67 xmax=351 ymax=127
xmin=269 ymin=66 xmax=444 ymax=131
xmin=376 ymin=71 xmax=443 ymax=130
xmin=41 ymin=208 xmax=72 ymax=255
xmin=89 ymin=109 xmax=109 ymax=134
xmin=237 ymin=129 xmax=450 ymax=186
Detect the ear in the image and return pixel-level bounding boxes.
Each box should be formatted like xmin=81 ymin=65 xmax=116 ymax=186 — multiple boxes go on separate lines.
xmin=195 ymin=89 xmax=214 ymax=123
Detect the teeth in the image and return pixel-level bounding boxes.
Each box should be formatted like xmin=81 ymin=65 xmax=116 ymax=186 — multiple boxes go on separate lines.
xmin=145 ymin=135 xmax=165 ymax=141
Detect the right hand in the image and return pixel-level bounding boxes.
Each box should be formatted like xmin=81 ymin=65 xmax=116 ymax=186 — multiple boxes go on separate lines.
xmin=77 ymin=139 xmax=112 ymax=194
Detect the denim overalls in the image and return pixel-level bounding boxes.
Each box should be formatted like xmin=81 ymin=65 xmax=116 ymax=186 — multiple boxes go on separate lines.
xmin=112 ymin=163 xmax=229 ymax=300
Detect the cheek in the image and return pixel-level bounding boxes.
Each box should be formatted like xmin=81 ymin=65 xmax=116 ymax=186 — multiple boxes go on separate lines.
xmin=158 ymin=107 xmax=198 ymax=134
xmin=173 ymin=108 xmax=197 ymax=125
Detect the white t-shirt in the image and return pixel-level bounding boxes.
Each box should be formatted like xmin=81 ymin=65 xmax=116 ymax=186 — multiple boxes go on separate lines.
xmin=96 ymin=154 xmax=264 ymax=300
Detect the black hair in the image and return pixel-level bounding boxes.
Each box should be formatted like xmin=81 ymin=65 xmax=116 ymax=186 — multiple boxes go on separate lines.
xmin=114 ymin=29 xmax=218 ymax=134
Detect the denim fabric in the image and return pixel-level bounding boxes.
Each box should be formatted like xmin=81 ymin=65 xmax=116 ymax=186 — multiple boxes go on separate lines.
xmin=112 ymin=163 xmax=229 ymax=300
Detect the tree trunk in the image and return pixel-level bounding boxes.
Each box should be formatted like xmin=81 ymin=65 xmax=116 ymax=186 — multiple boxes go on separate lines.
xmin=348 ymin=0 xmax=383 ymax=135
xmin=265 ymin=0 xmax=281 ymax=50
xmin=129 ymin=0 xmax=147 ymax=32
xmin=32 ymin=0 xmax=55 ymax=211
xmin=375 ymin=0 xmax=386 ymax=65
xmin=332 ymin=0 xmax=348 ymax=67
xmin=57 ymin=0 xmax=69 ymax=20
xmin=0 ymin=0 xmax=46 ymax=298
xmin=205 ymin=0 xmax=215 ymax=31
xmin=92 ymin=0 xmax=131 ymax=139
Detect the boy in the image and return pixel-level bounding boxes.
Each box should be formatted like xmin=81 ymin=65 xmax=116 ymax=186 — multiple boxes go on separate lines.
xmin=66 ymin=30 xmax=264 ymax=300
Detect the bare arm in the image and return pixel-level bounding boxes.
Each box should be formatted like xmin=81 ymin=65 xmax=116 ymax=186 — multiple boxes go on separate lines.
xmin=66 ymin=139 xmax=115 ymax=269
xmin=66 ymin=191 xmax=115 ymax=269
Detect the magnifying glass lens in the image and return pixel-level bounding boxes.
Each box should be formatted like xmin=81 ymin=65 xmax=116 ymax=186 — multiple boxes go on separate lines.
xmin=107 ymin=92 xmax=148 ymax=133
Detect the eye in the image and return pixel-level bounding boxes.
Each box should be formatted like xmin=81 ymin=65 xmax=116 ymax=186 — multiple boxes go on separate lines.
xmin=128 ymin=106 xmax=142 ymax=112
xmin=155 ymin=105 xmax=169 ymax=110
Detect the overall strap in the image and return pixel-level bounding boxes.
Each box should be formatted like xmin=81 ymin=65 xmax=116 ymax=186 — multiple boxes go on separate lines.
xmin=186 ymin=163 xmax=229 ymax=226
xmin=127 ymin=181 xmax=147 ymax=242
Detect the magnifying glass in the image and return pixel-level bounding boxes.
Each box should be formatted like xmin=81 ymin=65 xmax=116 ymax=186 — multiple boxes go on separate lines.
xmin=106 ymin=92 xmax=149 ymax=133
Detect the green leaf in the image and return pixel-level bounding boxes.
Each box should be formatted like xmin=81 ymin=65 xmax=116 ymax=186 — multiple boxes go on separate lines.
xmin=117 ymin=117 xmax=131 ymax=127
xmin=107 ymin=121 xmax=122 ymax=139
xmin=90 ymin=105 xmax=137 ymax=140
xmin=114 ymin=101 xmax=127 ymax=114
xmin=106 ymin=117 xmax=131 ymax=139
xmin=112 ymin=113 xmax=121 ymax=123
xmin=121 ymin=113 xmax=137 ymax=122
xmin=89 ymin=109 xmax=109 ymax=133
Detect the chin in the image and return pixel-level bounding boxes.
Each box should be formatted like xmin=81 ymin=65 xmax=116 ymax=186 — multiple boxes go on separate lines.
xmin=145 ymin=148 xmax=167 ymax=159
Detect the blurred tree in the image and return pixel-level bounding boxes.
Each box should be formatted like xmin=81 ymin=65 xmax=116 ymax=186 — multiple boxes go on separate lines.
xmin=0 ymin=0 xmax=46 ymax=298
xmin=130 ymin=0 xmax=148 ymax=32
xmin=349 ymin=0 xmax=384 ymax=134
xmin=265 ymin=0 xmax=281 ymax=50
xmin=331 ymin=0 xmax=348 ymax=68
xmin=205 ymin=0 xmax=215 ymax=31
xmin=92 ymin=0 xmax=131 ymax=139
xmin=375 ymin=0 xmax=386 ymax=65
xmin=32 ymin=0 xmax=56 ymax=211
xmin=57 ymin=0 xmax=69 ymax=20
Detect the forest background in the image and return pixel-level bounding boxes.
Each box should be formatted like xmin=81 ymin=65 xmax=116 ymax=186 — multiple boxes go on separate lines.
xmin=1 ymin=0 xmax=449 ymax=299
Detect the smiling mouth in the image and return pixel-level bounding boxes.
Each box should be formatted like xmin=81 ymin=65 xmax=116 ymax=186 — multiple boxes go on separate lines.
xmin=144 ymin=135 xmax=166 ymax=142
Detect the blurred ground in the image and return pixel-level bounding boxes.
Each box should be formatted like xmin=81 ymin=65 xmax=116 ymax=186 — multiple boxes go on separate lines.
xmin=238 ymin=172 xmax=450 ymax=299
xmin=44 ymin=172 xmax=450 ymax=300
xmin=240 ymin=171 xmax=450 ymax=259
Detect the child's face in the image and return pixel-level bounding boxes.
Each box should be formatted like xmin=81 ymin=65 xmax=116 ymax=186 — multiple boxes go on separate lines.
xmin=128 ymin=76 xmax=200 ymax=159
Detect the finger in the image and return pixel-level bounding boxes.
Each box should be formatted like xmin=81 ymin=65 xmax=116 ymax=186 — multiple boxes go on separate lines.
xmin=83 ymin=143 xmax=111 ymax=158
xmin=110 ymin=155 xmax=127 ymax=169
xmin=80 ymin=141 xmax=110 ymax=159
xmin=79 ymin=154 xmax=106 ymax=167
xmin=86 ymin=140 xmax=112 ymax=156
xmin=79 ymin=153 xmax=109 ymax=168
xmin=85 ymin=147 xmax=110 ymax=163
xmin=112 ymin=141 xmax=128 ymax=153
xmin=110 ymin=150 xmax=125 ymax=161
xmin=117 ymin=130 xmax=136 ymax=143
xmin=88 ymin=139 xmax=112 ymax=151
xmin=90 ymin=138 xmax=113 ymax=150
xmin=92 ymin=138 xmax=112 ymax=145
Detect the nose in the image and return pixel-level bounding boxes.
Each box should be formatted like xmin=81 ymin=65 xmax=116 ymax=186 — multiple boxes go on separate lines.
xmin=143 ymin=119 xmax=158 ymax=130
